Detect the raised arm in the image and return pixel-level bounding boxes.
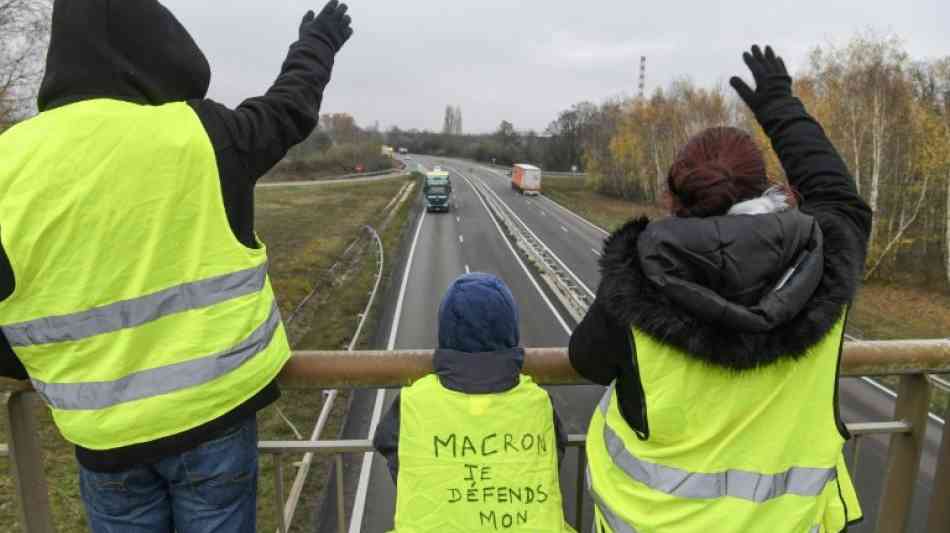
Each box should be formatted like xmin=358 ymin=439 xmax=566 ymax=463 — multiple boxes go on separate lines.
xmin=730 ymin=45 xmax=872 ymax=288
xmin=189 ymin=1 xmax=354 ymax=182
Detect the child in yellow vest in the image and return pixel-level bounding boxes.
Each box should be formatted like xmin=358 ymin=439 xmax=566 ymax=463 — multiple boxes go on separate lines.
xmin=375 ymin=273 xmax=576 ymax=532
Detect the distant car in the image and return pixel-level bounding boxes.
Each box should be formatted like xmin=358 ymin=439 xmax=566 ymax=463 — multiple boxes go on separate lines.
xmin=355 ymin=164 xmax=365 ymax=173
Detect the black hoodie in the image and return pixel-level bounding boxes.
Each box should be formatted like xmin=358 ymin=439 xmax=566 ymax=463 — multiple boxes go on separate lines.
xmin=0 ymin=0 xmax=338 ymax=471
xmin=569 ymin=96 xmax=872 ymax=437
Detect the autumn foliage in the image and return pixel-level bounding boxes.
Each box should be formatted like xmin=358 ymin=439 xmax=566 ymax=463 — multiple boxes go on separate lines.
xmin=585 ymin=32 xmax=950 ymax=287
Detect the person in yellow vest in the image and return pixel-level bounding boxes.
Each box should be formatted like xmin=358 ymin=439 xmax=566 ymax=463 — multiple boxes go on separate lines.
xmin=374 ymin=273 xmax=576 ymax=532
xmin=0 ymin=1 xmax=352 ymax=531
xmin=570 ymin=45 xmax=871 ymax=533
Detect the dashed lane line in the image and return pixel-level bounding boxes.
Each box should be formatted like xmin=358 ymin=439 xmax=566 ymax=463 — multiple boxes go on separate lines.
xmin=454 ymin=168 xmax=573 ymax=335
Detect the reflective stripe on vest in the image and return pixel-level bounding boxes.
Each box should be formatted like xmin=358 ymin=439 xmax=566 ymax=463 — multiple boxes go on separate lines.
xmin=585 ymin=317 xmax=863 ymax=533
xmin=596 ymin=384 xmax=838 ymax=502
xmin=31 ymin=302 xmax=280 ymax=410
xmin=3 ymin=263 xmax=267 ymax=347
xmin=0 ymin=99 xmax=291 ymax=449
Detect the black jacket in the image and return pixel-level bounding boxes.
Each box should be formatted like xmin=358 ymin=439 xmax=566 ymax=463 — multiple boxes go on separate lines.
xmin=0 ymin=0 xmax=336 ymax=472
xmin=373 ymin=348 xmax=569 ymax=483
xmin=569 ymin=96 xmax=873 ymax=437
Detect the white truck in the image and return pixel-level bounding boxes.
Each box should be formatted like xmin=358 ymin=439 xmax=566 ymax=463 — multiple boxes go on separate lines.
xmin=511 ymin=164 xmax=542 ymax=196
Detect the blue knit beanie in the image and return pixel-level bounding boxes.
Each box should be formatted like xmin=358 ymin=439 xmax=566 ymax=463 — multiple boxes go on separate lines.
xmin=438 ymin=273 xmax=520 ymax=353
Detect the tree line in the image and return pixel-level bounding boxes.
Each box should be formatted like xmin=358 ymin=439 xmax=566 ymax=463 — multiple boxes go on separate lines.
xmin=384 ymin=106 xmax=609 ymax=173
xmin=583 ymin=32 xmax=950 ymax=288
xmin=391 ymin=32 xmax=950 ymax=288
xmin=270 ymin=112 xmax=394 ymax=179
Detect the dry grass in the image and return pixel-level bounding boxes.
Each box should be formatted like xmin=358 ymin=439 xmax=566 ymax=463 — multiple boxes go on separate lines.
xmin=849 ymin=284 xmax=950 ymax=341
xmin=0 ymin=177 xmax=415 ymax=533
xmin=543 ymin=176 xmax=665 ymax=231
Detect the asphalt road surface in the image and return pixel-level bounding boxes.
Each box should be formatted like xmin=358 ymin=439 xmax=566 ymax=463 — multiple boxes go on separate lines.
xmin=316 ymin=155 xmax=943 ymax=533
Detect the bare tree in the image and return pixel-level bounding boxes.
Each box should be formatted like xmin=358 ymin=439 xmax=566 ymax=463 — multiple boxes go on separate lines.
xmin=453 ymin=105 xmax=463 ymax=135
xmin=442 ymin=105 xmax=463 ymax=135
xmin=442 ymin=105 xmax=455 ymax=135
xmin=0 ymin=0 xmax=50 ymax=129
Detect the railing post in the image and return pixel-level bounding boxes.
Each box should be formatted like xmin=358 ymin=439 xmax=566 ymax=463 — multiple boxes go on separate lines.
xmin=574 ymin=445 xmax=586 ymax=532
xmin=335 ymin=454 xmax=346 ymax=533
xmin=5 ymin=392 xmax=54 ymax=533
xmin=877 ymin=374 xmax=930 ymax=533
xmin=273 ymin=455 xmax=287 ymax=533
xmin=927 ymin=394 xmax=950 ymax=532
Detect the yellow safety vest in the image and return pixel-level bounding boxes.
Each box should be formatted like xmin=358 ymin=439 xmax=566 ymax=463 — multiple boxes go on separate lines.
xmin=0 ymin=99 xmax=291 ymax=450
xmin=393 ymin=373 xmax=575 ymax=532
xmin=586 ymin=317 xmax=862 ymax=533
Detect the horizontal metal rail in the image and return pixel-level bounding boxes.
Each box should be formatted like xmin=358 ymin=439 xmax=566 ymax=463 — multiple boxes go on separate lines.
xmin=266 ymin=341 xmax=950 ymax=391
xmin=2 ymin=341 xmax=950 ymax=533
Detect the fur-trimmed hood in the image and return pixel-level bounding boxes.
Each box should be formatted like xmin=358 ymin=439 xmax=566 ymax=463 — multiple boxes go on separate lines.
xmin=599 ymin=210 xmax=850 ymax=370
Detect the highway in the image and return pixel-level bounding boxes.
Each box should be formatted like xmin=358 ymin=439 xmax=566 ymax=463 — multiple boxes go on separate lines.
xmin=317 ymin=155 xmax=943 ymax=532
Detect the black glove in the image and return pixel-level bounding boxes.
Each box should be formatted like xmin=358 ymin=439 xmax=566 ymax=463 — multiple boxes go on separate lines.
xmin=729 ymin=45 xmax=793 ymax=113
xmin=300 ymin=0 xmax=354 ymax=53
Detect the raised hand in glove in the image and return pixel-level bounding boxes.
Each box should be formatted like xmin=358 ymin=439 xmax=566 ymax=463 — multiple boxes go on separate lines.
xmin=729 ymin=45 xmax=793 ymax=113
xmin=300 ymin=0 xmax=354 ymax=53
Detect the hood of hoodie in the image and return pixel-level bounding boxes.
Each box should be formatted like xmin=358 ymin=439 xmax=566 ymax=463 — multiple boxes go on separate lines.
xmin=438 ymin=273 xmax=520 ymax=354
xmin=436 ymin=273 xmax=522 ymax=393
xmin=38 ymin=0 xmax=211 ymax=112
xmin=599 ymin=209 xmax=847 ymax=370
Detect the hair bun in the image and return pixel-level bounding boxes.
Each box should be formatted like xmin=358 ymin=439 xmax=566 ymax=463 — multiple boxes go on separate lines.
xmin=668 ymin=127 xmax=770 ymax=218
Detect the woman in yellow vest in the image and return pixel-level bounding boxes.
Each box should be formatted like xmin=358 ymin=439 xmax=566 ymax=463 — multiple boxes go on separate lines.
xmin=374 ymin=273 xmax=575 ymax=532
xmin=570 ymin=46 xmax=871 ymax=533
xmin=0 ymin=1 xmax=352 ymax=531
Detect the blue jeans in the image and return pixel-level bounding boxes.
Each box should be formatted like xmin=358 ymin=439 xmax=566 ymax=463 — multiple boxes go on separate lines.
xmin=79 ymin=417 xmax=258 ymax=533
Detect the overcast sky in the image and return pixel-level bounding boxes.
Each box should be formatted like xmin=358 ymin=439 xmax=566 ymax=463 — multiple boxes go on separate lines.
xmin=162 ymin=0 xmax=949 ymax=134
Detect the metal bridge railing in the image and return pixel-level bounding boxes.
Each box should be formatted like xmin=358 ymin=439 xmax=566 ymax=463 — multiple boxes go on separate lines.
xmin=3 ymin=340 xmax=950 ymax=533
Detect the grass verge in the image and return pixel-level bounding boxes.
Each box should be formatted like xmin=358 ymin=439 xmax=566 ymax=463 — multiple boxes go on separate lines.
xmin=543 ymin=176 xmax=665 ymax=231
xmin=0 ymin=176 xmax=415 ymax=533
xmin=254 ymin=176 xmax=413 ymax=532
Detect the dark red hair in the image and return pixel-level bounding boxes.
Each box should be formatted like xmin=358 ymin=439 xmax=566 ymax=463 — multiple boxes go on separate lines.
xmin=667 ymin=127 xmax=779 ymax=218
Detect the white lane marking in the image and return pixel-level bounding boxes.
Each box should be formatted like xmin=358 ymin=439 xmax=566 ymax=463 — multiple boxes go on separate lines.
xmin=456 ymin=216 xmax=461 ymax=223
xmin=844 ymin=334 xmax=946 ymax=426
xmin=561 ymin=226 xmax=568 ymax=233
xmin=540 ymin=211 xmax=547 ymax=216
xmin=349 ymin=209 xmax=427 ymax=532
xmin=592 ymin=249 xmax=602 ymax=257
xmin=459 ymin=235 xmax=464 ymax=244
xmin=465 ymin=265 xmax=471 ymax=274
xmin=458 ymin=171 xmax=572 ymax=335
xmin=469 ymin=173 xmax=595 ymax=299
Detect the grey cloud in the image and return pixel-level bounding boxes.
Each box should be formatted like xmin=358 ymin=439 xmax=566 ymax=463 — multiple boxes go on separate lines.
xmin=162 ymin=0 xmax=950 ymax=133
